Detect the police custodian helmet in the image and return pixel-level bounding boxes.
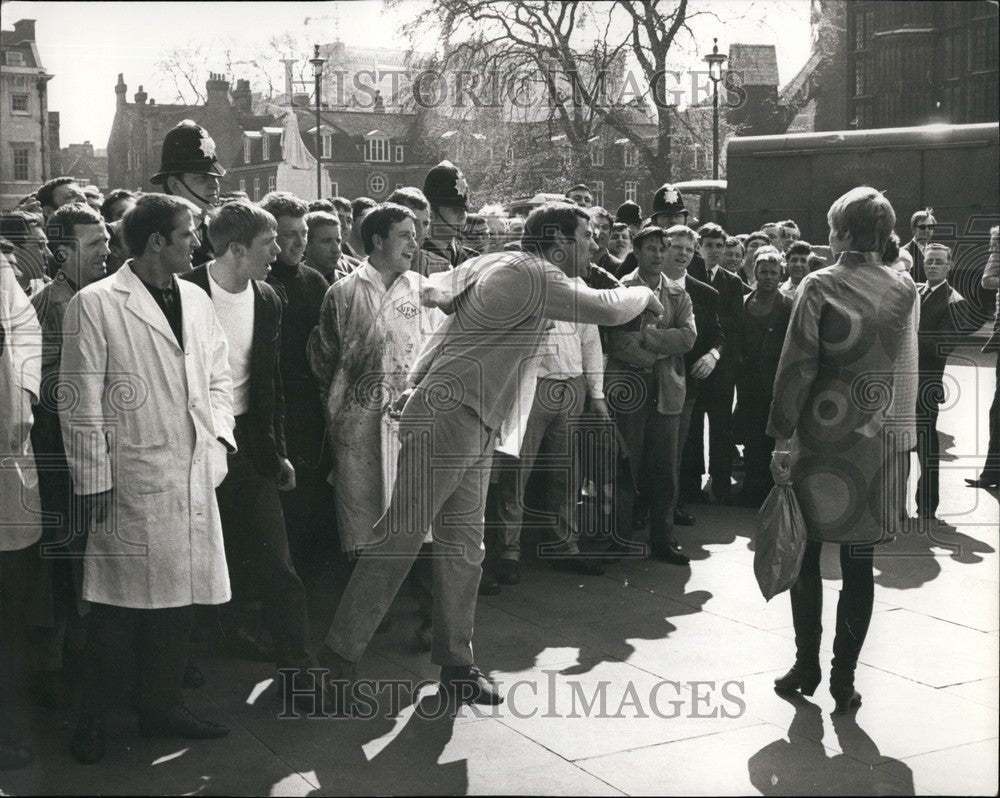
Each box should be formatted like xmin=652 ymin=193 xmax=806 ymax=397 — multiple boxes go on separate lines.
xmin=150 ymin=120 xmax=226 ymax=185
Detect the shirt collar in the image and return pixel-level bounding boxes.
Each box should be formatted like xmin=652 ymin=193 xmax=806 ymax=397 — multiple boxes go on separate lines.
xmin=668 ymin=273 xmax=687 ymax=289
xmin=358 ymin=258 xmax=420 ymax=292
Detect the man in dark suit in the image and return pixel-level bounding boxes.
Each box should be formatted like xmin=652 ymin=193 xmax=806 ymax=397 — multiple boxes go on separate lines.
xmin=904 ymin=208 xmax=936 ymax=285
xmin=183 ymin=201 xmax=311 ymax=671
xmin=915 ymin=243 xmax=976 ymax=519
xmin=680 ymin=223 xmax=745 ymax=504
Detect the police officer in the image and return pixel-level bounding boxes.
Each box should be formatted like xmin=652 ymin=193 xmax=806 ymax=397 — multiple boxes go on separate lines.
xmin=422 ymin=160 xmax=477 ymax=268
xmin=150 ymin=120 xmax=225 ymax=268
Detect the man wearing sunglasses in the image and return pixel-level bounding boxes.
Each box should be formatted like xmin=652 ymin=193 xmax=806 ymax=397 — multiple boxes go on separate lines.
xmin=904 ymin=208 xmax=936 ymax=284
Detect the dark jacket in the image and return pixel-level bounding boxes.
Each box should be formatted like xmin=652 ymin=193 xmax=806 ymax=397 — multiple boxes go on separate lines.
xmin=422 ymin=237 xmax=477 ymax=268
xmin=703 ymin=265 xmax=746 ymax=366
xmin=192 ymin=220 xmax=214 ymax=269
xmin=182 ymin=264 xmax=288 ymax=477
xmin=917 ymin=281 xmax=975 ymax=390
xmin=683 ymin=275 xmax=724 ymax=371
xmin=736 ymin=290 xmax=792 ymax=408
xmin=905 ymin=239 xmax=925 ymax=285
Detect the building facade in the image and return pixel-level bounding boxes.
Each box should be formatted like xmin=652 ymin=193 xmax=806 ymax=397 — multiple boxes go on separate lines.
xmin=0 ymin=19 xmax=54 ymax=209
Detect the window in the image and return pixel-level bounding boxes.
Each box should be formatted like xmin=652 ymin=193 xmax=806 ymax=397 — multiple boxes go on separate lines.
xmin=369 ymin=174 xmax=386 ymax=194
xmin=623 ymin=144 xmax=636 ymax=167
xmin=625 ymin=181 xmax=637 ymax=203
xmin=5 ymin=51 xmax=25 ymax=66
xmin=394 ymin=145 xmax=404 ymax=162
xmin=590 ymin=143 xmax=604 ymax=167
xmin=592 ymin=180 xmax=604 ymax=208
xmin=322 ymin=133 xmax=332 ymax=159
xmin=253 ymin=177 xmax=261 ymax=201
xmin=364 ymin=138 xmax=390 ymax=162
xmin=268 ymin=175 xmax=276 ymax=192
xmin=262 ymin=134 xmax=270 ymax=161
xmin=243 ymin=139 xmax=251 ymax=164
xmin=506 ymin=145 xmax=515 ymax=164
xmin=126 ymin=147 xmax=133 ymax=171
xmin=12 ymin=147 xmax=30 ymax=181
xmin=329 ymin=181 xmax=339 ymax=197
xmin=239 ymin=179 xmax=246 ymax=193
xmin=693 ymin=144 xmax=704 ymax=170
xmin=11 ymin=94 xmax=29 ymax=113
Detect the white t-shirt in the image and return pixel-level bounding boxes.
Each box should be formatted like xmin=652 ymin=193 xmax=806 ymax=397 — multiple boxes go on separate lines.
xmin=207 ymin=266 xmax=254 ymax=416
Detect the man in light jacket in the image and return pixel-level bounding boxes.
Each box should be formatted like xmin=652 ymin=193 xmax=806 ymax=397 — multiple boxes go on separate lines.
xmin=60 ymin=194 xmax=235 ymax=764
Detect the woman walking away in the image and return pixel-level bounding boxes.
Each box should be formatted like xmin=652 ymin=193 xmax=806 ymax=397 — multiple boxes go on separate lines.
xmin=767 ymin=187 xmax=918 ymax=713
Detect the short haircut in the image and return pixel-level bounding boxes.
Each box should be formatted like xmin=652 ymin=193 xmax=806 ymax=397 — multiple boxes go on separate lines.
xmin=753 ymin=245 xmax=785 ymax=274
xmin=208 ymin=201 xmax=277 ymax=256
xmin=786 ymin=240 xmax=812 ymax=258
xmin=0 ymin=210 xmax=42 ymax=241
xmin=308 ymin=199 xmax=335 ymax=213
xmin=305 ymin=211 xmax=340 ymax=239
xmin=780 ymin=219 xmax=800 ymax=234
xmin=567 ymin=183 xmax=591 ymax=196
xmin=100 ymin=189 xmax=137 ymax=222
xmin=351 ymin=197 xmax=377 ymax=221
xmin=910 ymin=208 xmax=935 ymax=228
xmin=632 ymin=226 xmax=668 ymax=250
xmin=664 ymin=224 xmax=697 ymax=244
xmin=259 ymin=191 xmax=308 ymax=220
xmin=827 ymin=186 xmax=896 ymax=254
xmin=746 ymin=231 xmax=770 ymax=247
xmin=122 ymin=193 xmax=198 ymax=256
xmin=724 ymin=236 xmax=745 ymax=253
xmin=923 ymin=242 xmax=952 ymax=260
xmin=45 ymin=202 xmax=104 ymax=249
xmin=330 ymin=196 xmax=352 ymax=214
xmin=522 ymin=202 xmax=589 ymax=254
xmin=611 ymin=222 xmax=629 ymax=234
xmin=360 ymin=203 xmax=416 ymax=255
xmin=386 ymin=187 xmax=429 ymax=212
xmin=698 ymin=222 xmax=726 ymax=242
xmin=588 ymin=206 xmax=613 ymax=226
xmin=219 ymin=191 xmax=250 ymax=203
xmin=37 ymin=177 xmax=79 ymax=209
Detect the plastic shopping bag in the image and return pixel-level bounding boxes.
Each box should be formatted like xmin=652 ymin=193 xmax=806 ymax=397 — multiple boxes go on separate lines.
xmin=753 ymin=484 xmax=807 ymax=601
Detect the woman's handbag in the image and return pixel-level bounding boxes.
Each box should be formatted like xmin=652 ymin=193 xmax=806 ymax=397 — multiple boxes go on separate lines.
xmin=754 ymin=484 xmax=808 ymax=601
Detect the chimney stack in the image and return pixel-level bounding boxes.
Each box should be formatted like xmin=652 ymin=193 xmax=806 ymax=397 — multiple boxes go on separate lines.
xmin=134 ymin=85 xmax=147 ymax=105
xmin=232 ymin=78 xmax=252 ymax=113
xmin=206 ymin=72 xmax=231 ymax=107
xmin=13 ymin=19 xmax=36 ymax=43
xmin=115 ymin=73 xmax=128 ymax=106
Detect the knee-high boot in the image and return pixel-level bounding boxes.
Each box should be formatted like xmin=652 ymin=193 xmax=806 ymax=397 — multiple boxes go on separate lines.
xmin=774 ymin=541 xmax=822 ymax=695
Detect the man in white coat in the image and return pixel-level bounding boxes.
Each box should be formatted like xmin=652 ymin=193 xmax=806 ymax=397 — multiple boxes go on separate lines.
xmin=60 ymin=194 xmax=236 ymax=764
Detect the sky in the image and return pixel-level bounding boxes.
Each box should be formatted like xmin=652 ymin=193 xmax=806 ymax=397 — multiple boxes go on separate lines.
xmin=1 ymin=0 xmax=813 ymax=147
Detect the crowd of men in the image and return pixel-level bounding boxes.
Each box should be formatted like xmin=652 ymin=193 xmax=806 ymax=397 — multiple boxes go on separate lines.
xmin=2 ymin=118 xmax=998 ymax=770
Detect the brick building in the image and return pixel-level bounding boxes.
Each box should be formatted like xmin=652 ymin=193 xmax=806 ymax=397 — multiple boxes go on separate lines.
xmin=61 ymin=141 xmax=108 ymax=191
xmin=0 ymin=19 xmax=54 ymax=209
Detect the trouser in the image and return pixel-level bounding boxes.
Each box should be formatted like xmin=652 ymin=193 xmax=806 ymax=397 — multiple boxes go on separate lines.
xmin=612 ymin=372 xmax=681 ymax=550
xmin=281 ymin=450 xmax=336 ymax=588
xmin=680 ymin=371 xmax=735 ymax=498
xmin=914 ymin=398 xmax=942 ymax=515
xmin=217 ymin=417 xmax=310 ymax=667
xmin=789 ymin=540 xmax=874 ymax=673
xmin=742 ymin=402 xmax=775 ymax=503
xmin=981 ymin=353 xmax=1000 ymax=479
xmin=325 ymin=388 xmax=493 ymax=667
xmin=494 ymin=376 xmax=586 ymax=561
xmin=80 ymin=603 xmax=193 ymax=716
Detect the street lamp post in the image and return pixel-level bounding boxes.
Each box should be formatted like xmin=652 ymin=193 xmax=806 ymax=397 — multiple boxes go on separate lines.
xmin=310 ymin=44 xmax=327 ymax=200
xmin=703 ymin=38 xmax=727 ymax=181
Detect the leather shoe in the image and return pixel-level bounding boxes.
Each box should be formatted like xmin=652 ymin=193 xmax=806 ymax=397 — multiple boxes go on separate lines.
xmin=651 ymin=542 xmax=690 ymax=566
xmin=550 ymin=554 xmax=605 ymax=576
xmin=478 ymin=573 xmax=502 ymax=596
xmin=182 ymin=660 xmax=205 ymax=689
xmin=70 ymin=713 xmax=105 ymax=765
xmin=496 ymin=559 xmax=521 ymax=585
xmin=673 ymin=506 xmax=696 ymax=526
xmin=139 ymin=706 xmax=229 ymax=739
xmin=965 ymin=476 xmax=999 ymax=488
xmin=440 ymin=664 xmax=504 ymax=705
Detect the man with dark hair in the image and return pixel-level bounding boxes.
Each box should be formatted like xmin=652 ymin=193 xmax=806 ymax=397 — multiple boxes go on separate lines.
xmin=566 ymin=184 xmax=593 ymax=208
xmin=100 ymin=189 xmax=138 ymax=223
xmin=462 ymin=212 xmax=491 ymax=254
xmin=317 ymin=201 xmax=663 ymax=708
xmin=304 ymin=211 xmax=358 ymax=284
xmin=62 ymin=193 xmax=234 ymax=763
xmin=608 ymin=222 xmax=631 ymax=259
xmin=680 ymin=222 xmax=744 ymax=505
xmin=588 ymin=206 xmax=622 ymax=275
xmin=423 ymin=161 xmax=476 ymax=267
xmin=182 ymin=201 xmax=311 ymax=673
xmin=608 ymin=226 xmax=696 ymax=564
xmin=27 ymin=203 xmax=109 ymax=708
xmin=386 ymin=186 xmax=450 ymax=276
xmin=905 ymin=208 xmax=936 ymax=284
xmin=343 ymin=197 xmax=376 ymax=260
xmin=150 ymin=120 xmax=226 ymax=267
xmin=308 ymin=199 xmax=335 ymax=213
xmin=780 ymin=240 xmax=811 ymax=298
xmin=37 ymin=177 xmax=86 ymax=219
xmin=261 ymin=191 xmax=333 ymax=584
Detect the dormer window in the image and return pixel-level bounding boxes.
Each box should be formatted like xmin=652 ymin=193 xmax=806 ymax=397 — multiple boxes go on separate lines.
xmin=262 ymin=134 xmax=270 ymax=161
xmin=244 ymin=139 xmax=251 ymax=164
xmin=5 ymin=51 xmax=25 ymax=66
xmin=365 ymin=138 xmax=390 ymax=162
